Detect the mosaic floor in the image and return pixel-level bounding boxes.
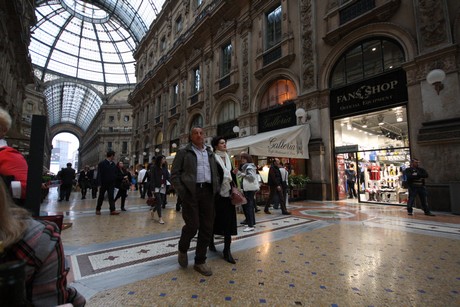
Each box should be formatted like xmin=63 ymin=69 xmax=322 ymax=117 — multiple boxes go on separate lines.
xmin=39 ymin=187 xmax=460 ymax=306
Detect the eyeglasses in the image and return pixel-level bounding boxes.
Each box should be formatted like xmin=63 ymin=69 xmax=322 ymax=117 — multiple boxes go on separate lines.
xmin=219 ymin=141 xmax=226 ymax=144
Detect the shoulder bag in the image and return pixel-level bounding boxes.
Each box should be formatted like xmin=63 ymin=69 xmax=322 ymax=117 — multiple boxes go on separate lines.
xmin=230 ymin=182 xmax=247 ymax=206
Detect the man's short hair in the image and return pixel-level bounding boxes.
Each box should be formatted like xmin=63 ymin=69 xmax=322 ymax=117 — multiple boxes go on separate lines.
xmin=66 ymin=163 xmax=72 ymax=167
xmin=107 ymin=150 xmax=115 ymax=158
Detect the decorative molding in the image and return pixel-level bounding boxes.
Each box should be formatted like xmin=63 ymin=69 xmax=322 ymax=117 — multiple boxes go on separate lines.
xmin=300 ymin=0 xmax=315 ymax=90
xmin=414 ymin=0 xmax=451 ymax=52
xmin=242 ymin=37 xmax=250 ymax=111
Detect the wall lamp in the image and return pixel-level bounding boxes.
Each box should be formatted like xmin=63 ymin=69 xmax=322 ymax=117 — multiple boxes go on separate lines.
xmin=142 ymin=152 xmax=147 ymax=156
xmin=426 ymin=69 xmax=446 ymax=95
xmin=171 ymin=143 xmax=177 ymax=149
xmin=295 ymin=108 xmax=310 ymax=124
xmin=233 ymin=126 xmax=246 ymax=137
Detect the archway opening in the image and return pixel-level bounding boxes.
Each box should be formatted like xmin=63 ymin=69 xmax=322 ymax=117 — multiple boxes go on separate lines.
xmin=50 ymin=132 xmax=80 ymax=174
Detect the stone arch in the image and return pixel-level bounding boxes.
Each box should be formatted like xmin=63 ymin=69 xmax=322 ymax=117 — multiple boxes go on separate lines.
xmin=49 ymin=123 xmax=84 ymax=144
xmin=319 ymin=22 xmax=417 ymax=90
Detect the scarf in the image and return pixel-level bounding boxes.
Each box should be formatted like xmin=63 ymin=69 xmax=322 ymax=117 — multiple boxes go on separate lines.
xmin=214 ymin=150 xmax=232 ymax=197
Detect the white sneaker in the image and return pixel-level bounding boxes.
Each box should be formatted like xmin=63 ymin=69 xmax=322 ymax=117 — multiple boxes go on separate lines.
xmin=159 ymin=218 xmax=165 ymax=224
xmin=243 ymin=227 xmax=254 ymax=232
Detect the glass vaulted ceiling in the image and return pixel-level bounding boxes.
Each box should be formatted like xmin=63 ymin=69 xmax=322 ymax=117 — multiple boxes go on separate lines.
xmin=29 ymin=0 xmax=163 ymax=131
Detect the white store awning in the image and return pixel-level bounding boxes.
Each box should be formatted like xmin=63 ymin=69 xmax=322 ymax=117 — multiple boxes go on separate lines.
xmin=226 ymin=124 xmax=311 ymax=159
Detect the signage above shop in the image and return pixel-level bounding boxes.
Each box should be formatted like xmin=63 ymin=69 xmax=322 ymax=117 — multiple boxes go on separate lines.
xmin=330 ymin=69 xmax=408 ymax=118
xmin=226 ymin=124 xmax=311 ymax=159
xmin=335 ymin=145 xmax=359 ymax=153
xmin=258 ymin=102 xmax=296 ymax=133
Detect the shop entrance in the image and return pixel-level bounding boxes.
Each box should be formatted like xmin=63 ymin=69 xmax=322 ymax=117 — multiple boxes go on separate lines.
xmin=333 ymin=106 xmax=410 ymax=205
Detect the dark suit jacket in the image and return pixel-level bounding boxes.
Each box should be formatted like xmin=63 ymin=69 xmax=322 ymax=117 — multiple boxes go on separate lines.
xmin=97 ymin=159 xmax=117 ymax=187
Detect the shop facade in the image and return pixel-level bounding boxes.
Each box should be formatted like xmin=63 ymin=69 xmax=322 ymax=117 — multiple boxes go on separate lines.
xmin=329 ymin=39 xmax=411 ymax=205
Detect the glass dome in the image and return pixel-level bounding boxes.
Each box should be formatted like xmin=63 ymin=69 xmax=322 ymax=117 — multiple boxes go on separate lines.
xmin=29 ymin=0 xmax=163 ymax=131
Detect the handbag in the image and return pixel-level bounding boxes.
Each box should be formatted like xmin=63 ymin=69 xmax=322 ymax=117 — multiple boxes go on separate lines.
xmin=121 ymin=178 xmax=131 ymax=190
xmin=230 ymin=183 xmax=247 ymax=206
xmin=146 ymin=196 xmax=157 ymax=207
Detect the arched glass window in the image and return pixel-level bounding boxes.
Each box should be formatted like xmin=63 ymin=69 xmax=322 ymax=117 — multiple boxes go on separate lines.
xmin=260 ymin=79 xmax=297 ymax=111
xmin=330 ymin=38 xmax=405 ymax=88
xmin=190 ymin=114 xmax=203 ymax=129
xmin=218 ymin=100 xmax=240 ymax=122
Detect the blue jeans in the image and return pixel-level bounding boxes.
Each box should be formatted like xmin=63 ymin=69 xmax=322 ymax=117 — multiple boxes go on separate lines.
xmin=407 ymin=186 xmax=430 ymax=213
xmin=242 ymin=191 xmax=256 ymax=227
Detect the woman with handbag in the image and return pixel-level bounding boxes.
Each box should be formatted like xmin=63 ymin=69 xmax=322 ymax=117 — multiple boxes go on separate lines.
xmin=114 ymin=161 xmax=132 ymax=211
xmin=148 ymin=155 xmax=166 ymax=224
xmin=234 ymin=153 xmax=259 ymax=232
xmin=209 ymin=136 xmax=238 ymax=264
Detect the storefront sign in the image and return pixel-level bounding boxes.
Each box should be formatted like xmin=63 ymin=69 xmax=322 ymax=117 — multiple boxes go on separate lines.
xmin=335 ymin=145 xmax=359 ymax=153
xmin=258 ymin=102 xmax=296 ymax=133
xmin=330 ymin=70 xmax=408 ymax=118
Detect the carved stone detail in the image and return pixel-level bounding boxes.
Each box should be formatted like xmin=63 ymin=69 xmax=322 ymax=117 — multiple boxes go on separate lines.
xmin=416 ymin=0 xmax=450 ymax=50
xmin=242 ymin=37 xmax=250 ymax=112
xmin=300 ymin=0 xmax=315 ymax=90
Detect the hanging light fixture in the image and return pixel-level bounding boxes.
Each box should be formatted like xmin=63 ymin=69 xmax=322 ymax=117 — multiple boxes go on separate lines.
xmin=395 ymin=110 xmax=403 ymax=122
xmin=361 ymin=117 xmax=368 ymax=128
xmin=377 ymin=114 xmax=384 ymax=126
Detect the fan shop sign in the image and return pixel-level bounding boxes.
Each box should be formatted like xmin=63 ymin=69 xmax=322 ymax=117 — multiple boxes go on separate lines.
xmin=330 ymin=70 xmax=408 ymax=118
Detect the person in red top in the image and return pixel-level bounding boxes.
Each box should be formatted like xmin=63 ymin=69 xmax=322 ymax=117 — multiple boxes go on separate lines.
xmin=0 ymin=107 xmax=28 ymax=205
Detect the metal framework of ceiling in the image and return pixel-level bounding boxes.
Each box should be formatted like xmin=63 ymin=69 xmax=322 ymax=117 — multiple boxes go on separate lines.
xmin=29 ymin=0 xmax=162 ymax=131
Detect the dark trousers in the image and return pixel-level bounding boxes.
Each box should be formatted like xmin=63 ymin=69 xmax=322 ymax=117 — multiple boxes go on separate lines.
xmin=264 ymin=186 xmax=288 ymax=213
xmin=115 ymin=188 xmax=128 ymax=209
xmin=96 ymin=184 xmax=116 ymax=212
xmin=59 ymin=183 xmax=72 ymax=201
xmin=178 ymin=184 xmax=215 ymax=265
xmin=91 ymin=185 xmax=98 ymax=199
xmin=242 ymin=190 xmax=256 ymax=227
xmin=407 ymin=186 xmax=430 ymax=213
xmin=153 ymin=192 xmax=163 ymax=217
xmin=347 ymin=180 xmax=357 ymax=198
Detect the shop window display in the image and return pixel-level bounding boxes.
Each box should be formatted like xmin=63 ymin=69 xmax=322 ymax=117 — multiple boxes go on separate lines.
xmin=334 ymin=106 xmax=410 ymax=205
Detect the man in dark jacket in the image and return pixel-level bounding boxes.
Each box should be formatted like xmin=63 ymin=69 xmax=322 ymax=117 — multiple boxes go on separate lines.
xmin=58 ymin=163 xmax=75 ymax=201
xmin=95 ymin=150 xmax=120 ymax=215
xmin=404 ymin=158 xmax=435 ymax=216
xmin=78 ymin=165 xmax=91 ymax=199
xmin=264 ymin=158 xmax=291 ymax=215
xmin=170 ymin=126 xmax=219 ymax=276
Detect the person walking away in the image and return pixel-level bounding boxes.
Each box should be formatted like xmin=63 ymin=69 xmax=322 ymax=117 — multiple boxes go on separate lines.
xmin=114 ymin=161 xmax=132 ymax=211
xmin=0 ymin=179 xmax=86 ymax=306
xmin=137 ymin=164 xmax=148 ymax=199
xmin=345 ymin=163 xmax=358 ymax=199
xmin=89 ymin=165 xmax=98 ymax=199
xmin=162 ymin=160 xmax=171 ymax=208
xmin=58 ymin=163 xmax=75 ymax=201
xmin=78 ymin=165 xmax=91 ymax=199
xmin=404 ymin=158 xmax=435 ymax=216
xmin=279 ymin=161 xmax=289 ymax=208
xmin=0 ymin=107 xmax=28 ymax=206
xmin=95 ymin=150 xmax=120 ymax=215
xmin=170 ymin=126 xmax=219 ymax=276
xmin=208 ymin=136 xmax=238 ymax=264
xmin=149 ymin=155 xmax=166 ymax=224
xmin=235 ymin=153 xmax=259 ymax=232
xmin=264 ymin=158 xmax=291 ymax=215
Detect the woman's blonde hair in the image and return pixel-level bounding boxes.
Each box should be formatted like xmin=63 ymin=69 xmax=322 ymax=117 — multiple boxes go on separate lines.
xmin=0 ymin=107 xmax=12 ymax=132
xmin=0 ymin=179 xmax=30 ymax=248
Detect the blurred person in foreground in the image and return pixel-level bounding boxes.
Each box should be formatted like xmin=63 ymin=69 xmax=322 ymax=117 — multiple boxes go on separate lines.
xmin=0 ymin=107 xmax=28 ymax=206
xmin=0 ymin=179 xmax=86 ymax=306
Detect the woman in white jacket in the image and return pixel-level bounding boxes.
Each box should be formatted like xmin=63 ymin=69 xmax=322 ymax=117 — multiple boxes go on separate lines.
xmin=234 ymin=153 xmax=259 ymax=232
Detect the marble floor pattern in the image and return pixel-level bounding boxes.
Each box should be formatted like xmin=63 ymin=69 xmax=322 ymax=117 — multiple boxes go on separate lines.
xmin=40 ymin=187 xmax=460 ymax=306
